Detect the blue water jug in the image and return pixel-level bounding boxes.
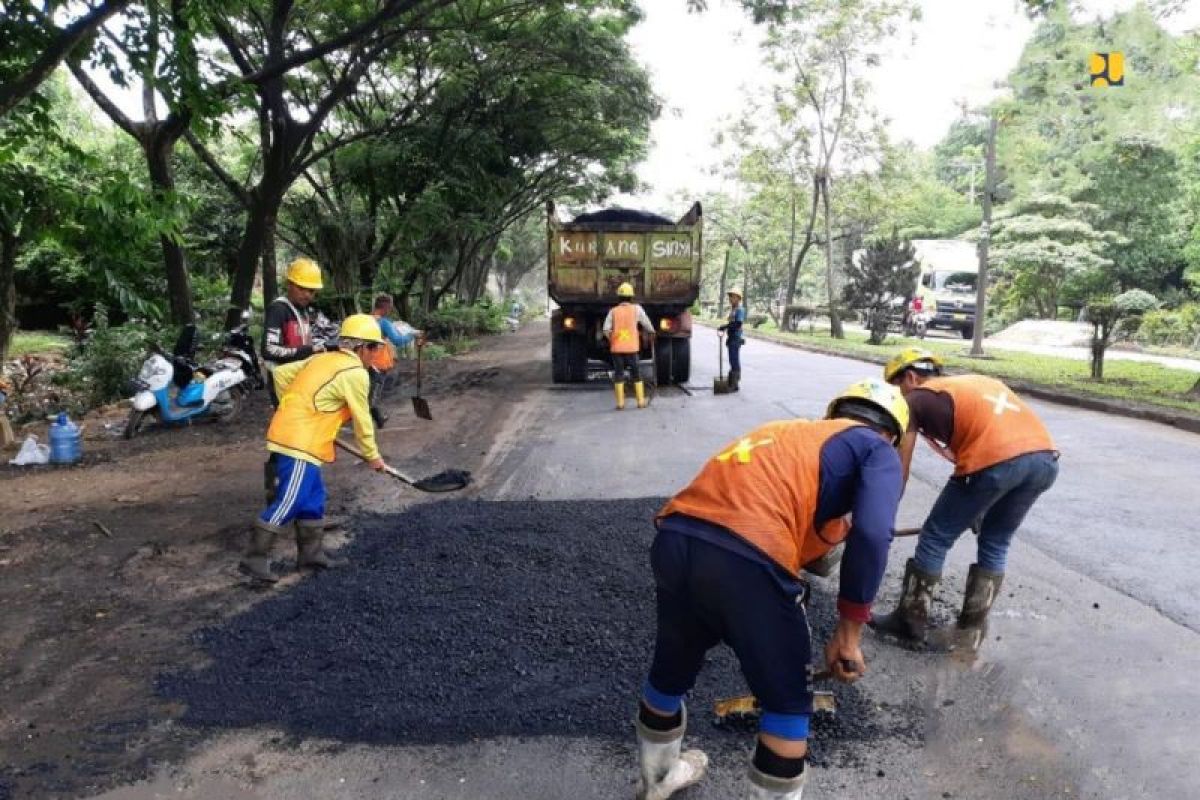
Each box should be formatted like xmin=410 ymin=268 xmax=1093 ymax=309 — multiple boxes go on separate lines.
xmin=49 ymin=412 xmax=82 ymax=465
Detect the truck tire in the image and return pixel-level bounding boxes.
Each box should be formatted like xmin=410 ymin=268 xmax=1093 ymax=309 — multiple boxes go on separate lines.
xmin=553 ymin=332 xmax=588 ymax=383
xmin=655 ymin=340 xmax=673 ymax=385
xmin=671 ymin=337 xmax=690 ymax=384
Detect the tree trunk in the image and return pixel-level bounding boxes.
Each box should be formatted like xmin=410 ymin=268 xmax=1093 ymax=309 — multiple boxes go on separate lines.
xmin=144 ymin=137 xmax=194 ymax=324
xmin=970 ymin=115 xmax=997 ymax=357
xmin=820 ymin=173 xmax=843 ymax=339
xmin=0 ymin=231 xmax=19 ymax=363
xmin=786 ymin=177 xmax=821 ymax=307
xmin=262 ymin=211 xmax=279 ymax=305
xmin=717 ymin=244 xmax=732 ymax=318
xmin=226 ymin=180 xmax=287 ymax=329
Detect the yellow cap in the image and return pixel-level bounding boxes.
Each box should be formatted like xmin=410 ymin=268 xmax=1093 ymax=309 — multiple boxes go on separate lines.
xmin=884 ymin=347 xmax=944 ymax=383
xmin=286 ymin=257 xmax=324 ymax=290
xmin=617 ymin=282 xmax=635 ymax=298
xmin=826 ymin=378 xmax=910 ymax=443
xmin=339 ymin=313 xmax=384 ymax=344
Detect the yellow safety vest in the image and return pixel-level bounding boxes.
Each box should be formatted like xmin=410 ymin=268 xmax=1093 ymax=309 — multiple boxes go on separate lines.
xmin=266 ymin=351 xmax=361 ymax=463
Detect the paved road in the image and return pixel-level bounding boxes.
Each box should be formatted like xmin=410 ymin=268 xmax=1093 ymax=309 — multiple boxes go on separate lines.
xmin=90 ymin=323 xmax=1200 ymax=799
xmin=480 ymin=322 xmax=1200 ymax=799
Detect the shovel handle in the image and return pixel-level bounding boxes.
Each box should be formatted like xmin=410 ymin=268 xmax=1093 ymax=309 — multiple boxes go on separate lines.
xmin=334 ymin=438 xmax=417 ymax=486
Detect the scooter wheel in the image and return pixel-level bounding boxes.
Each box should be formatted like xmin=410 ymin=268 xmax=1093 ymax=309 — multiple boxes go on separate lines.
xmin=124 ymin=408 xmax=153 ymax=439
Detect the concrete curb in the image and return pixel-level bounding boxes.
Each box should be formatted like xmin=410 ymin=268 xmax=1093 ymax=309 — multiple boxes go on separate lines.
xmin=708 ymin=323 xmax=1200 ymax=436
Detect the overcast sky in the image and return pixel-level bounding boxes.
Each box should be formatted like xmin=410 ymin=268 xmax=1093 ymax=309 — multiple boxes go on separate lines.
xmin=617 ymin=0 xmax=1200 ymax=212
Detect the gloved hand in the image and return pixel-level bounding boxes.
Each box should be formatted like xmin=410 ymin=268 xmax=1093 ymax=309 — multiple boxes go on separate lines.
xmin=718 ymin=324 xmax=727 ymax=332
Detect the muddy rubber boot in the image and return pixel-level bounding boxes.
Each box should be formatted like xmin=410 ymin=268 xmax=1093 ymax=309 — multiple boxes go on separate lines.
xmin=948 ymin=563 xmax=1005 ymax=652
xmin=635 ymin=705 xmax=708 ymax=800
xmin=238 ymin=521 xmax=282 ymax=583
xmin=614 ymin=383 xmax=627 ymax=410
xmin=728 ymin=369 xmax=740 ymax=392
xmin=747 ymin=762 xmax=806 ymax=799
xmin=295 ymin=520 xmax=348 ymax=570
xmin=634 ymin=381 xmax=648 ymax=409
xmin=870 ymin=558 xmax=940 ymax=644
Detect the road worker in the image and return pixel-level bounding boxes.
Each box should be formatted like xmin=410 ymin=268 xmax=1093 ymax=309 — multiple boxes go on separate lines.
xmin=603 ymin=282 xmax=655 ymax=410
xmin=366 ymin=292 xmax=422 ymax=427
xmin=718 ymin=287 xmax=746 ymax=392
xmin=261 ymin=257 xmax=337 ymax=407
xmin=238 ymin=314 xmax=390 ymax=584
xmin=635 ymin=378 xmax=909 ymax=800
xmin=872 ymin=347 xmax=1059 ymax=651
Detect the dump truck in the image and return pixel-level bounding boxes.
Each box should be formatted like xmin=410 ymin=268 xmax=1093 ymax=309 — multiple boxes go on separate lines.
xmin=547 ymin=201 xmax=702 ymax=384
xmin=911 ymin=239 xmax=980 ymax=340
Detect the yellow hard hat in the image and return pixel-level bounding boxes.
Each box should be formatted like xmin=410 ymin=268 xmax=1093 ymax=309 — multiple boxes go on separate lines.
xmin=338 ymin=313 xmax=384 ymax=344
xmin=727 ymin=287 xmax=743 ymax=298
xmin=884 ymin=347 xmax=945 ymax=383
xmin=286 ymin=257 xmax=324 ymax=290
xmin=826 ymin=377 xmax=910 ymax=445
xmin=617 ymin=282 xmax=635 ymax=298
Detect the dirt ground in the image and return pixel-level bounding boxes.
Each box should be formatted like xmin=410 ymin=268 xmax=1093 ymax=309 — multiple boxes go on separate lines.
xmin=0 ymin=328 xmax=543 ymax=799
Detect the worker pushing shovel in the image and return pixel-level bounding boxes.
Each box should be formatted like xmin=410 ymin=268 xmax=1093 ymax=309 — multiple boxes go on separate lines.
xmin=239 ymin=314 xmax=395 ymax=584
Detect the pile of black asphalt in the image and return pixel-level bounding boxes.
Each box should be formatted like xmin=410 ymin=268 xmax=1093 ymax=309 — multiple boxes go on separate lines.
xmin=159 ymin=498 xmax=923 ymax=768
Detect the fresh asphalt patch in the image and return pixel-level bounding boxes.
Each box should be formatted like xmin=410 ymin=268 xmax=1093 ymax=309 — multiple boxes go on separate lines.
xmin=159 ymin=499 xmax=924 ymax=769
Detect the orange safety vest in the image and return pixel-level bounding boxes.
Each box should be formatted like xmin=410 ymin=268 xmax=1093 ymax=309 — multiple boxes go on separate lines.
xmin=367 ymin=313 xmax=397 ymax=371
xmin=658 ymin=418 xmax=860 ymax=576
xmin=266 ymin=351 xmax=361 ymax=463
xmin=609 ymin=303 xmax=640 ymax=354
xmin=921 ymin=375 xmax=1055 ymax=476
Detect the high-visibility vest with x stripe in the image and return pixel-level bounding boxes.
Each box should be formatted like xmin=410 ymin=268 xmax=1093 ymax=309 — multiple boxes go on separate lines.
xmin=609 ymin=303 xmax=641 ymax=354
xmin=920 ymin=375 xmax=1055 ymax=477
xmin=658 ymin=418 xmax=860 ymax=576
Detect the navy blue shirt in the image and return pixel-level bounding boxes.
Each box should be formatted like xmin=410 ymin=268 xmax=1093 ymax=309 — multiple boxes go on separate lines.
xmin=660 ymin=425 xmax=902 ymax=620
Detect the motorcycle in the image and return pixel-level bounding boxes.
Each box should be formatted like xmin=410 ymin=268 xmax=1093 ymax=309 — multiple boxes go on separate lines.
xmin=124 ymin=312 xmax=264 ymax=439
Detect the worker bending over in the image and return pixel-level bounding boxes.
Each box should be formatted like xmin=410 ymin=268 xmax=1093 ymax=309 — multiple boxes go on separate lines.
xmin=872 ymin=348 xmax=1058 ymax=652
xmin=635 ymin=379 xmax=909 ymax=800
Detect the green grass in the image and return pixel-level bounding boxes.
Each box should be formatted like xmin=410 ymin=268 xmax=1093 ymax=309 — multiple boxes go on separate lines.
xmin=9 ymin=331 xmax=71 ymax=357
xmin=735 ymin=322 xmax=1200 ymax=416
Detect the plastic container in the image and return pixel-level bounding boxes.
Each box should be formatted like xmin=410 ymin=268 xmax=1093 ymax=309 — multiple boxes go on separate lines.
xmin=49 ymin=412 xmax=82 ymax=465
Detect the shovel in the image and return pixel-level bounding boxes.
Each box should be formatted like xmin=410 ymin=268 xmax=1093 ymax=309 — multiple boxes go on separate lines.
xmin=412 ymin=339 xmax=432 ymax=421
xmin=713 ymin=332 xmax=732 ymax=394
xmin=713 ymin=662 xmax=858 ymax=724
xmin=334 ymin=438 xmax=470 ymax=493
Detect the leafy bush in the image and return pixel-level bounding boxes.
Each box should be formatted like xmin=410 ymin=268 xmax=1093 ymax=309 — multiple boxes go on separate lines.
xmin=1114 ymin=289 xmax=1159 ymax=315
xmin=1135 ymin=304 xmax=1200 ymax=349
xmin=57 ymin=306 xmax=156 ymax=407
xmin=414 ymin=300 xmax=504 ymax=340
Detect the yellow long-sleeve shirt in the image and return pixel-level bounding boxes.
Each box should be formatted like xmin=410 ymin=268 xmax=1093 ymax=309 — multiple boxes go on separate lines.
xmin=267 ymin=352 xmax=380 ymax=465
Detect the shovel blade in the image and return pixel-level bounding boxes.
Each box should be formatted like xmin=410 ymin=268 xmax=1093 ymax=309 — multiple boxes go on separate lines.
xmin=412 ymin=395 xmax=432 ymax=420
xmin=713 ymin=378 xmax=732 ymax=394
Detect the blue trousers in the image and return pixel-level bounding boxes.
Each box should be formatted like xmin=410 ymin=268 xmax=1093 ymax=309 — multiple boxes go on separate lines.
xmin=727 ymin=338 xmax=742 ymax=372
xmin=914 ymin=451 xmax=1059 ymax=574
xmin=259 ymin=454 xmax=326 ymax=527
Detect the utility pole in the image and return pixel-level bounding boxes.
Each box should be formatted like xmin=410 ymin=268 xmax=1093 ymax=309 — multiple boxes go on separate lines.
xmin=971 ymin=114 xmax=998 ymax=357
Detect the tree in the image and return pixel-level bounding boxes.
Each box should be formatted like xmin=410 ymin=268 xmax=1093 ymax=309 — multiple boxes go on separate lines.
xmin=760 ymin=0 xmax=918 ymax=337
xmin=1085 ymin=288 xmax=1158 ymax=380
xmin=0 ymin=0 xmax=130 ymax=119
xmin=842 ymin=228 xmax=919 ymax=345
xmin=989 ymin=194 xmax=1113 ymax=319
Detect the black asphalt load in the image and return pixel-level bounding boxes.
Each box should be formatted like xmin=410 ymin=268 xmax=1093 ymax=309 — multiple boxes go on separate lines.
xmin=160 ymin=499 xmax=924 ymax=769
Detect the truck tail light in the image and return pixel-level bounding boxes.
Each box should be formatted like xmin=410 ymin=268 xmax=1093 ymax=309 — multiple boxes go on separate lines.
xmin=659 ymin=317 xmax=673 ymax=332
xmin=563 ymin=316 xmax=576 ymax=330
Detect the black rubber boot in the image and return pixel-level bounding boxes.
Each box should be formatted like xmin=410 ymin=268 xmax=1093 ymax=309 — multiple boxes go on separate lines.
xmin=954 ymin=563 xmax=1004 ymax=650
xmin=870 ymin=558 xmax=940 ymax=644
xmin=728 ymin=369 xmax=740 ymax=392
xmin=238 ymin=521 xmax=281 ymax=583
xmin=295 ymin=520 xmax=348 ymax=570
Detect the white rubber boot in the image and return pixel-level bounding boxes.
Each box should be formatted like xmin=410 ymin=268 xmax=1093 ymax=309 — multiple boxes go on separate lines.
xmin=635 ymin=704 xmax=708 ymax=800
xmin=747 ymin=761 xmax=806 ymax=799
